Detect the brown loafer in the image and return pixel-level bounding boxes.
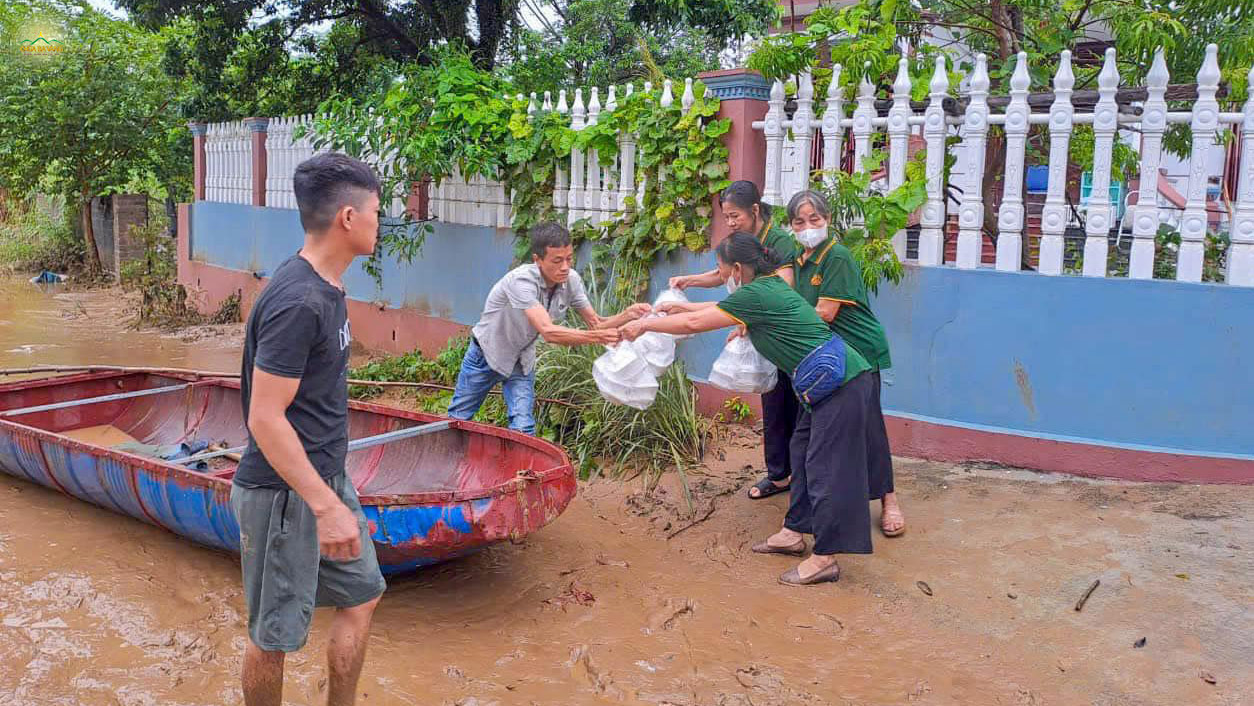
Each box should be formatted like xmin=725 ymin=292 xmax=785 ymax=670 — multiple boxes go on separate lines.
xmin=779 ymin=562 xmax=840 ymax=586
xmin=751 ymin=539 xmax=807 ymax=556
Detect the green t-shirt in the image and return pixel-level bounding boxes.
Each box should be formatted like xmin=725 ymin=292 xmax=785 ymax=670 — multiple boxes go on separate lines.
xmin=758 ymin=217 xmax=799 ymax=271
xmin=793 ymin=238 xmax=893 ymax=371
xmin=717 ymin=274 xmax=871 ymax=383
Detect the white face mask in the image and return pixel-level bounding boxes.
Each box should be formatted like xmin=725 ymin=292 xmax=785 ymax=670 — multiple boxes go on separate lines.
xmin=725 ymin=269 xmax=742 ymax=295
xmin=796 ymin=226 xmax=828 ymax=249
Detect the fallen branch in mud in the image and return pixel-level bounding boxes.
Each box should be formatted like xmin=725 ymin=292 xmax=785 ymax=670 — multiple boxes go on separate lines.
xmin=666 ymin=504 xmax=717 ymax=540
xmin=1075 ymin=579 xmax=1101 ymax=612
xmin=0 ymin=365 xmax=581 ymax=409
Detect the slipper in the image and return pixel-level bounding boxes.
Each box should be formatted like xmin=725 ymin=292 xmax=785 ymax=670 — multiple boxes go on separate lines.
xmin=747 ymin=477 xmax=790 ymax=500
xmin=751 ymin=539 xmax=807 ymax=556
xmin=881 ymin=506 xmax=906 ymax=538
xmin=779 ymin=562 xmax=841 ymax=586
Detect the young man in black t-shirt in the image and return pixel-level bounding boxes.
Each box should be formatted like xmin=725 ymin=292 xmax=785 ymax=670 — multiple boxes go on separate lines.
xmin=231 ymin=152 xmax=384 ymax=706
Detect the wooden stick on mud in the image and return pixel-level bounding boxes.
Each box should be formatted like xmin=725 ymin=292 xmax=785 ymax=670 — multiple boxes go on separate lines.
xmin=1075 ymin=579 xmax=1101 ymax=612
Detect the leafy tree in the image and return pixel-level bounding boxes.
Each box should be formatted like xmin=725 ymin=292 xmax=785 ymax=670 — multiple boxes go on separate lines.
xmin=504 ymin=0 xmax=732 ymax=94
xmin=120 ymin=0 xmax=777 ymax=120
xmin=0 ymin=1 xmax=190 ymax=271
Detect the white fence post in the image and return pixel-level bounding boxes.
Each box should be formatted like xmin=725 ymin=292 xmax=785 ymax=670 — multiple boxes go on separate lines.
xmin=637 ymin=82 xmax=652 ymax=208
xmin=851 ymin=70 xmax=875 ymax=176
xmin=554 ymin=90 xmax=569 ymax=214
xmin=567 ymin=88 xmax=586 ymax=225
xmin=918 ymin=56 xmax=949 ymax=266
xmin=821 ymin=65 xmax=845 ymax=179
xmin=996 ymin=52 xmax=1031 ymax=272
xmin=1039 ymin=51 xmax=1075 ymax=276
xmin=584 ymin=87 xmax=602 ymax=224
xmin=618 ymin=84 xmax=637 ymax=213
xmin=762 ymin=80 xmax=786 ymax=206
xmin=1130 ymin=50 xmax=1170 ymax=279
xmin=1178 ymin=43 xmax=1222 ymax=283
xmin=956 ymin=54 xmax=990 ymax=269
xmin=887 ymin=58 xmax=912 ymax=260
xmin=1083 ymin=48 xmax=1119 ymax=277
xmin=1230 ymin=65 xmax=1254 ymax=286
xmin=792 ymin=72 xmax=816 ymax=198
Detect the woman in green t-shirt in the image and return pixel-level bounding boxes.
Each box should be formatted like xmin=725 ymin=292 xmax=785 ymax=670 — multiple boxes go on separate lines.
xmin=621 ymin=232 xmax=875 ymax=586
xmin=667 ymin=181 xmax=801 ymax=504
xmin=785 ymin=189 xmax=906 ymax=538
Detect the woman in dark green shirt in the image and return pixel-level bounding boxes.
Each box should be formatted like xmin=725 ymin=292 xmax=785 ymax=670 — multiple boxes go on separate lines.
xmin=622 ymin=232 xmax=875 ymax=586
xmin=785 ymin=190 xmax=905 ymax=537
xmin=668 ymin=181 xmax=801 ymax=503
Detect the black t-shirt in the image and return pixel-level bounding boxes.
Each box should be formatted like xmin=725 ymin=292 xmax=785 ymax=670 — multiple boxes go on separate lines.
xmin=234 ymin=255 xmax=351 ymax=488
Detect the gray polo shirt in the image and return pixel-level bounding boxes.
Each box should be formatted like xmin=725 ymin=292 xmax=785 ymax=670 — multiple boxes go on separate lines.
xmin=471 ymin=264 xmax=592 ymax=376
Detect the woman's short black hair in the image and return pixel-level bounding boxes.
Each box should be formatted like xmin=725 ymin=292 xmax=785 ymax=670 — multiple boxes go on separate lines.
xmin=719 ymin=180 xmax=771 ymax=223
xmin=529 ymin=221 xmax=572 ymax=258
xmin=292 ymin=152 xmax=380 ymax=233
xmin=716 ymin=230 xmax=783 ymax=276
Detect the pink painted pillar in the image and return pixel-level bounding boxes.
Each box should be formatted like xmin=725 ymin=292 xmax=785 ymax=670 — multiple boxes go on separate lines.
xmin=245 ymin=117 xmax=269 ymax=207
xmin=188 ymin=122 xmax=207 ymax=201
xmin=698 ymin=68 xmax=770 ymax=247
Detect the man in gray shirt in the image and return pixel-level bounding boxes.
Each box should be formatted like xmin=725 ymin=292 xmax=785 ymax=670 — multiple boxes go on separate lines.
xmin=448 ymin=222 xmax=651 ymax=433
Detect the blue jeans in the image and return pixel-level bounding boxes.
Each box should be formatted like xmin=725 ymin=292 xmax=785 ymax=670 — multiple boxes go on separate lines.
xmin=447 ymin=340 xmax=537 ymax=434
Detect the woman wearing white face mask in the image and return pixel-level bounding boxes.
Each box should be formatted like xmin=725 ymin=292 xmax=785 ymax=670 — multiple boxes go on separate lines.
xmin=622 ymin=231 xmax=876 ymax=585
xmin=786 ymin=189 xmax=906 ymax=538
xmin=669 ymin=181 xmax=801 ymax=503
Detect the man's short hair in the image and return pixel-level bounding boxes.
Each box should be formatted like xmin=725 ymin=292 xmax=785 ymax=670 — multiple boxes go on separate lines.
xmin=292 ymin=152 xmax=380 ymax=233
xmin=530 ymin=222 xmax=572 ymax=258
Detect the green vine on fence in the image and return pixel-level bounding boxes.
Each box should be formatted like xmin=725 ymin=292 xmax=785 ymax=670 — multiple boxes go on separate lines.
xmin=301 ymin=50 xmax=730 ymax=295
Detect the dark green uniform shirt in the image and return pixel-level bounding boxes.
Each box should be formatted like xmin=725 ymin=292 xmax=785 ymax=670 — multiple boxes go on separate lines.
xmin=717 ymin=274 xmax=871 ymax=383
xmin=793 ymin=238 xmax=893 ymax=371
xmin=758 ymin=217 xmax=798 ymax=272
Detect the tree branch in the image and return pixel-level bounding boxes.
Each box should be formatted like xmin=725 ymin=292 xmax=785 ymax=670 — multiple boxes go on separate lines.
xmin=1069 ymin=0 xmax=1098 ymax=32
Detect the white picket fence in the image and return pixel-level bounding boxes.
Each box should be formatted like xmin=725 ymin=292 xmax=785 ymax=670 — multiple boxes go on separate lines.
xmin=426 ymin=78 xmax=696 ymax=228
xmin=203 ymin=76 xmax=698 ymax=231
xmin=204 ymin=121 xmax=252 ymax=205
xmin=758 ymin=44 xmax=1254 ymax=285
xmin=263 ymin=115 xmax=323 ymax=210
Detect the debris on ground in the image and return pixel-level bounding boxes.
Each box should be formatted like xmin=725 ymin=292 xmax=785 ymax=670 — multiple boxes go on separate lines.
xmin=916 ymin=581 xmax=933 ymax=597
xmin=1074 ymin=579 xmax=1100 ymax=612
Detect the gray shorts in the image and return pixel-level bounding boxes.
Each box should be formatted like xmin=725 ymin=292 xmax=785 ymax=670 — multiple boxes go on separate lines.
xmin=231 ymin=473 xmax=386 ymax=652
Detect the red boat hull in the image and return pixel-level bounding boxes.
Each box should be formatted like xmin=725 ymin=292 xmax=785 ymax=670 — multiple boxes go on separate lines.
xmin=0 ymin=371 xmax=577 ymax=575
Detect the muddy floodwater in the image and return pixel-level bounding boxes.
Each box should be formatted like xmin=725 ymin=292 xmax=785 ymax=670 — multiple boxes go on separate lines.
xmin=0 ymin=275 xmax=1251 ymax=705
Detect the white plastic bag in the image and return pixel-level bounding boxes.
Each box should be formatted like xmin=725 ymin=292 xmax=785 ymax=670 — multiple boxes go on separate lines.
xmin=634 ymin=331 xmax=676 ymax=377
xmin=708 ymin=336 xmax=778 ymax=393
xmin=592 ymin=343 xmax=660 ymax=410
xmin=651 ymin=287 xmax=693 ymax=341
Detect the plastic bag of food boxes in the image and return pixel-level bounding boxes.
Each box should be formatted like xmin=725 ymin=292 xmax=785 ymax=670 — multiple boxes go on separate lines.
xmin=592 ymin=342 xmax=660 ymax=410
xmin=707 ymin=335 xmax=777 ymax=393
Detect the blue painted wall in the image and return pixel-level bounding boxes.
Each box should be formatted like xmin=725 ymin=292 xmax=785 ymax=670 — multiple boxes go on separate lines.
xmin=191 ymin=202 xmax=1254 ymax=459
xmin=871 ymin=266 xmax=1254 ymax=457
xmin=189 ymin=202 xmax=730 ymax=379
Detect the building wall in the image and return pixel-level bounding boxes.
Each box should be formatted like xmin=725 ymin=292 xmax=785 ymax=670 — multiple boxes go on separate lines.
xmin=180 ymin=201 xmax=1254 ymax=483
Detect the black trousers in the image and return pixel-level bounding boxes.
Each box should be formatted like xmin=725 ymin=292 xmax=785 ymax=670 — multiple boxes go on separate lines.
xmin=761 ymin=373 xmax=799 ymax=482
xmin=785 ymin=371 xmax=874 ymax=555
xmin=867 ymin=371 xmax=895 ymax=499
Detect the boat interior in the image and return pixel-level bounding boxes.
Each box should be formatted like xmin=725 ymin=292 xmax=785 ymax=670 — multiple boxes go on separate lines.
xmin=0 ymin=372 xmax=569 ymax=498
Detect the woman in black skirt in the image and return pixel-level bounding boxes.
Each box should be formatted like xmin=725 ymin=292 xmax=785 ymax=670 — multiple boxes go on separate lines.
xmin=621 ymin=232 xmax=874 ymax=585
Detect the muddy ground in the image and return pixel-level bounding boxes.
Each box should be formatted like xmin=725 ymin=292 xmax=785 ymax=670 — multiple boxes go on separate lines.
xmin=0 ymin=276 xmax=1251 ymax=705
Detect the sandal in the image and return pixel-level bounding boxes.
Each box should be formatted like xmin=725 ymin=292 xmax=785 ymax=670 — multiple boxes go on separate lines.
xmin=747 ymin=477 xmax=790 ymax=500
xmin=779 ymin=562 xmax=841 ymax=586
xmin=881 ymin=505 xmax=906 ymax=538
xmin=751 ymin=539 xmax=807 ymax=556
